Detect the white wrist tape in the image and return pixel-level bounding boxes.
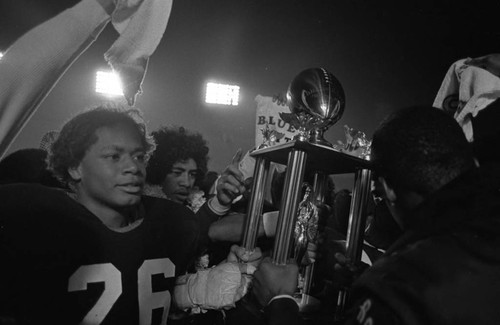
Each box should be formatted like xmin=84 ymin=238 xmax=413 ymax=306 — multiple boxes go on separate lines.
xmin=174 ymin=262 xmax=247 ymax=311
xmin=208 ymin=196 xmax=231 ymax=215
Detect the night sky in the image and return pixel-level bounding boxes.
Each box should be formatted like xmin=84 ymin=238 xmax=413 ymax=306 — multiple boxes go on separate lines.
xmin=1 ymin=0 xmax=499 ymax=187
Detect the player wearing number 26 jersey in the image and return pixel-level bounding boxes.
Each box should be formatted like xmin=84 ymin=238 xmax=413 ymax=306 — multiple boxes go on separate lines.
xmin=0 ymin=105 xmax=200 ymax=325
xmin=0 ymin=183 xmax=199 ymax=325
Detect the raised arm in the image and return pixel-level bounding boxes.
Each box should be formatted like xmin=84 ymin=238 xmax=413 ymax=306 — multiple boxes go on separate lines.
xmin=0 ymin=0 xmax=114 ymax=158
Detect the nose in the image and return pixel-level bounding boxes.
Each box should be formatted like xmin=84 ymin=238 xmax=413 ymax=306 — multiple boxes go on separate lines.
xmin=179 ymin=172 xmax=190 ymax=186
xmin=123 ymin=156 xmax=141 ymax=174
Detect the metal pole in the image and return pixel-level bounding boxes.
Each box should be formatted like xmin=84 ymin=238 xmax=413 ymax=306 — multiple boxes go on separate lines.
xmin=271 ymin=149 xmax=307 ymax=265
xmin=335 ymin=168 xmax=372 ymax=319
xmin=345 ymin=168 xmax=372 ymax=260
xmin=241 ymin=157 xmax=270 ymax=250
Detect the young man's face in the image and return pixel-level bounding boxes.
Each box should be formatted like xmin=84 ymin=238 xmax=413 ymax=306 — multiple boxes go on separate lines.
xmin=162 ymin=158 xmax=198 ymax=203
xmin=70 ymin=123 xmax=147 ymax=213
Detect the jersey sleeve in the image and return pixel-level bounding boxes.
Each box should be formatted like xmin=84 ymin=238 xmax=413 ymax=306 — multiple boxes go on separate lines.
xmin=195 ymin=202 xmax=221 ymax=253
xmin=263 ymin=297 xmax=303 ymax=325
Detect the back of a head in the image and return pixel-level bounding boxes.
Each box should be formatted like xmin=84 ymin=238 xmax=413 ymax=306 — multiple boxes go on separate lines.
xmin=0 ymin=148 xmax=61 ymax=187
xmin=371 ymin=106 xmax=475 ymax=195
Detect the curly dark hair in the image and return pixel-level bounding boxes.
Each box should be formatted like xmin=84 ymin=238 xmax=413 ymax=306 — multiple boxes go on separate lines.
xmin=146 ymin=126 xmax=209 ymax=186
xmin=48 ymin=104 xmax=155 ymax=185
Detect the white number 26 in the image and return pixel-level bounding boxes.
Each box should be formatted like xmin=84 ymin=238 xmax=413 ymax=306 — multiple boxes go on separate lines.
xmin=68 ymin=258 xmax=175 ymax=325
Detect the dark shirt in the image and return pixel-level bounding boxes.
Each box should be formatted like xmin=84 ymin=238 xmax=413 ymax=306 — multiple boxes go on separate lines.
xmin=346 ymin=167 xmax=500 ymax=325
xmin=0 ymin=184 xmax=199 ymax=325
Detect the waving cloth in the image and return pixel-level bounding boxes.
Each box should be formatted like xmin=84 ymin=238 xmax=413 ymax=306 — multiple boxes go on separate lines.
xmin=105 ymin=0 xmax=173 ymax=106
xmin=433 ymin=58 xmax=500 ymax=142
xmin=0 ymin=0 xmax=172 ymax=158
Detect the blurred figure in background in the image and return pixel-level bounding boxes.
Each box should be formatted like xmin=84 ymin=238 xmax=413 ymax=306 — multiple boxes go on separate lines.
xmin=434 ymin=53 xmax=500 ymax=170
xmin=0 ymin=148 xmax=62 ymax=188
xmin=145 ymin=126 xmax=209 ymax=207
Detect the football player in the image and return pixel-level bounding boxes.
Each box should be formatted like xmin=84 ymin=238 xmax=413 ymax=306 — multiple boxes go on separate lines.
xmin=0 ymin=106 xmax=259 ymax=324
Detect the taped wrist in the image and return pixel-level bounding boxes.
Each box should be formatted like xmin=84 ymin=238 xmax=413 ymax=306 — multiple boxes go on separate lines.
xmin=174 ymin=262 xmax=244 ymax=311
xmin=208 ymin=196 xmax=231 ymax=215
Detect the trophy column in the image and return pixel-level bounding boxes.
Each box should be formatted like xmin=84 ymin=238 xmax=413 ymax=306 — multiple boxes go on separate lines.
xmin=241 ymin=156 xmax=270 ymax=249
xmin=271 ymin=149 xmax=307 ymax=264
xmin=335 ymin=167 xmax=373 ymax=319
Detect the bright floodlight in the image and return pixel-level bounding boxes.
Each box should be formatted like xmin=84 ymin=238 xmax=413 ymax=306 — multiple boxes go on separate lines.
xmin=0 ymin=52 xmax=4 ymax=60
xmin=95 ymin=70 xmax=123 ymax=96
xmin=205 ymin=82 xmax=240 ymax=106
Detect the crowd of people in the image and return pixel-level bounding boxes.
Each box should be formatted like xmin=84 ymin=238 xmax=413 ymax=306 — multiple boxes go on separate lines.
xmin=1 ymin=0 xmax=500 ymax=325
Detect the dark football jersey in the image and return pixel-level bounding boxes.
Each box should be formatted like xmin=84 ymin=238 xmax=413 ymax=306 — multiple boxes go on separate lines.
xmin=0 ymin=183 xmax=199 ymax=325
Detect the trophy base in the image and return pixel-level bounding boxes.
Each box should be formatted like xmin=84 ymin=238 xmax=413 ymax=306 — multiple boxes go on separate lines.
xmin=309 ymin=137 xmax=333 ymax=147
xmin=310 ymin=128 xmax=333 ymax=147
xmin=294 ymin=293 xmax=321 ymax=313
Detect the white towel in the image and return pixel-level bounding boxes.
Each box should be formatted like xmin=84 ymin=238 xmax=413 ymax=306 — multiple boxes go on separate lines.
xmin=105 ymin=0 xmax=173 ymax=106
xmin=433 ymin=58 xmax=500 ymax=141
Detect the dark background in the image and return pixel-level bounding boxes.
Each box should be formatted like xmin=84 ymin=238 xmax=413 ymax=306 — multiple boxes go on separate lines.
xmin=1 ymin=0 xmax=498 ymax=187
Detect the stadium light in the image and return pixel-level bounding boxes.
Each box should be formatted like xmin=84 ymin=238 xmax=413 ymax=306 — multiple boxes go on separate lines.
xmin=0 ymin=52 xmax=4 ymax=60
xmin=95 ymin=70 xmax=123 ymax=96
xmin=205 ymin=82 xmax=240 ymax=106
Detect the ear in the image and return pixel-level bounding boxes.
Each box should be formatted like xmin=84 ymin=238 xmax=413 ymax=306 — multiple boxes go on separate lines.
xmin=68 ymin=165 xmax=82 ymax=182
xmin=378 ymin=176 xmax=397 ymax=205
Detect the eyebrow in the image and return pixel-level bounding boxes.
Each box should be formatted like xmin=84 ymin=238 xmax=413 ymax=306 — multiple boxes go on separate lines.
xmin=100 ymin=145 xmax=145 ymax=154
xmin=171 ymin=167 xmax=198 ymax=172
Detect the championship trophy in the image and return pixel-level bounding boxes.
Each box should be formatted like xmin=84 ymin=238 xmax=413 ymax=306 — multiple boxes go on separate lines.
xmin=241 ymin=68 xmax=371 ymax=321
xmin=280 ymin=67 xmax=346 ymax=146
xmin=276 ymin=68 xmax=345 ymax=313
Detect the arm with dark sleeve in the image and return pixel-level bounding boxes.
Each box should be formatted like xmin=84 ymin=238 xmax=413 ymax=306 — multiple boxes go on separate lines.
xmin=194 ymin=201 xmax=223 ymax=252
xmin=208 ymin=212 xmax=268 ymax=242
xmin=0 ymin=0 xmax=113 ymax=157
xmin=263 ymin=297 xmax=304 ymax=325
xmin=342 ymin=295 xmax=402 ymax=325
xmin=252 ymin=257 xmax=304 ymax=325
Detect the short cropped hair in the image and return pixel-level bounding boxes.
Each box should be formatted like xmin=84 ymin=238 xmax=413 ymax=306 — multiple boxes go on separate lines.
xmin=48 ymin=105 xmax=155 ymax=185
xmin=146 ymin=126 xmax=209 ymax=186
xmin=371 ymin=106 xmax=475 ymax=195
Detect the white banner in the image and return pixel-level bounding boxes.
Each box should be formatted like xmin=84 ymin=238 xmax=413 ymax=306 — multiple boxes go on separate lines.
xmin=254 ymin=95 xmax=297 ymax=148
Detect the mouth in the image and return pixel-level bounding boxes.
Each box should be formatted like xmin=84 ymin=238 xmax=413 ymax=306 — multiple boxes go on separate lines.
xmin=118 ymin=182 xmax=144 ymax=194
xmin=172 ymin=191 xmax=189 ymax=202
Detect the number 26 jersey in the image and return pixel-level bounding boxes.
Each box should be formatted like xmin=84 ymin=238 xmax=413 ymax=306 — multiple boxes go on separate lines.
xmin=0 ymin=184 xmax=200 ymax=325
